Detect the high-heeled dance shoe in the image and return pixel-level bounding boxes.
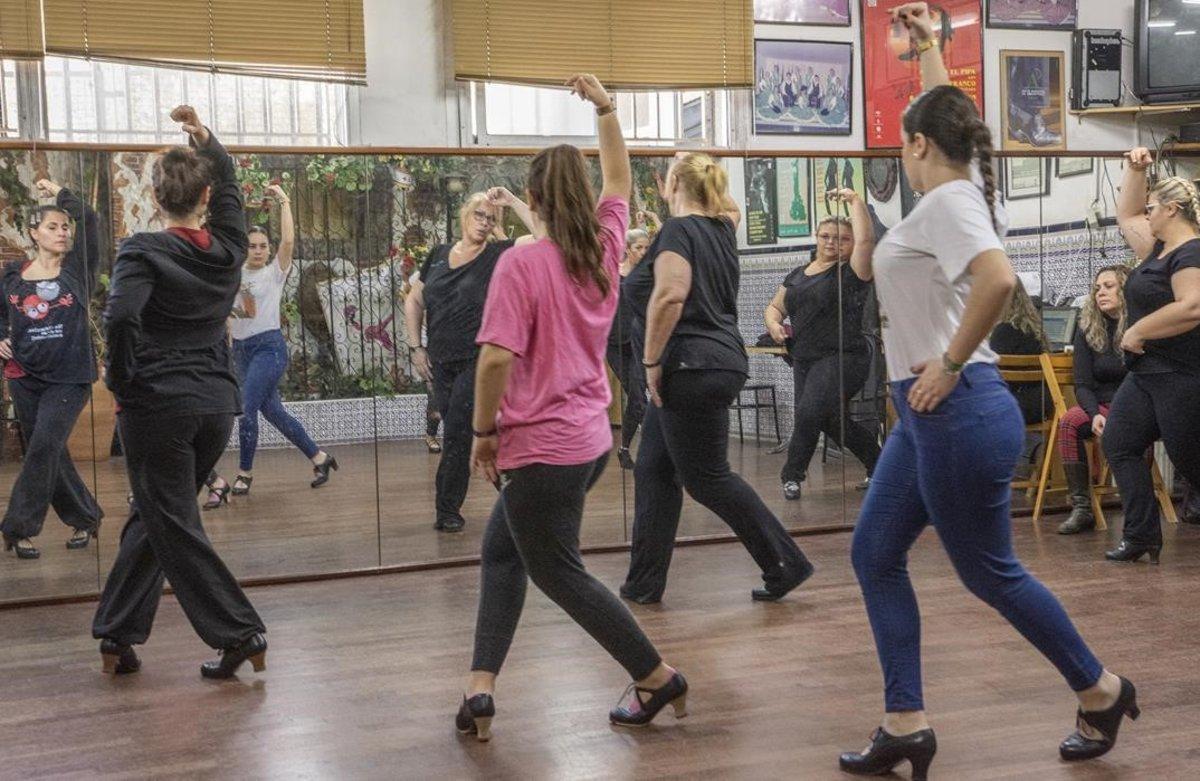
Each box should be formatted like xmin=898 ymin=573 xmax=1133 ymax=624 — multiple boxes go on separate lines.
xmin=1060 ymin=676 xmax=1139 ymax=761
xmin=66 ymin=527 xmax=98 ymax=550
xmin=617 ymin=447 xmax=635 ymax=470
xmin=310 ymin=455 xmax=339 ymax=488
xmin=609 ymin=671 xmax=688 ymax=727
xmin=203 ymin=478 xmax=231 ymax=511
xmin=1104 ymin=540 xmax=1161 ymax=564
xmin=751 ymin=559 xmax=815 ymax=602
xmin=3 ymin=534 xmax=39 ymax=559
xmin=99 ymin=639 xmax=141 ymax=675
xmin=455 ymin=693 xmax=495 ymax=742
xmin=231 ymin=475 xmax=253 ymax=496
xmin=200 ymin=633 xmax=267 ymax=679
xmin=618 ymin=583 xmax=662 ymax=604
xmin=839 ymin=727 xmax=937 ymax=781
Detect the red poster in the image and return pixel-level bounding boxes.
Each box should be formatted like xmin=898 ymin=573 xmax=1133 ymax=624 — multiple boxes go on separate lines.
xmin=860 ymin=0 xmax=984 ymax=149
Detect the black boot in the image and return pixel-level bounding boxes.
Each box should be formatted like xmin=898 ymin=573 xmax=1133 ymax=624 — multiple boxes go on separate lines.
xmin=1058 ymin=462 xmax=1096 ymax=535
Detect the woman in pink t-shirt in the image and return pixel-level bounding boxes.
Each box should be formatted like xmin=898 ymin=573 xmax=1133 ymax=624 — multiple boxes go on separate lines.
xmin=453 ymin=74 xmax=685 ymax=742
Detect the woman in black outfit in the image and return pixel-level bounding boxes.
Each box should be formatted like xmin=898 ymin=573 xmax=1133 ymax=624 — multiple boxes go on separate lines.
xmin=0 ymin=180 xmax=104 ymax=559
xmin=764 ymin=209 xmax=880 ymax=501
xmin=1103 ymin=148 xmax=1200 ymax=563
xmin=91 ymin=106 xmax=266 ymax=679
xmin=1057 ymin=265 xmax=1129 ymax=535
xmin=607 ymin=224 xmax=651 ymax=469
xmin=988 ymin=276 xmax=1051 ymax=426
xmin=404 ymin=187 xmax=534 ymax=533
xmin=620 ymin=152 xmax=814 ymax=605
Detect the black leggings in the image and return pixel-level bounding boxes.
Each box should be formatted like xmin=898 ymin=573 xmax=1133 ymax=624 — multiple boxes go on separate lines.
xmin=1 ymin=377 xmax=102 ymax=540
xmin=1103 ymin=370 xmax=1200 ymax=547
xmin=781 ymin=352 xmax=879 ymax=484
xmin=623 ymin=368 xmax=811 ymax=601
xmin=432 ymin=359 xmax=475 ymax=525
xmin=471 ymin=454 xmax=661 ymax=680
xmin=606 ymin=342 xmax=647 ymax=449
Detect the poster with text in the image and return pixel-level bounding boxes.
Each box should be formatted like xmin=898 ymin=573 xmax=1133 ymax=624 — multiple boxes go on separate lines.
xmin=812 ymin=157 xmax=865 ymax=226
xmin=744 ymin=158 xmax=778 ymax=246
xmin=775 ymin=158 xmax=812 ymax=238
xmin=860 ymin=0 xmax=984 ymax=149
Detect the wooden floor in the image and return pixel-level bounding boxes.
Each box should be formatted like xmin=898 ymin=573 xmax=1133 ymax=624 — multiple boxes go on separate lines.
xmin=0 ymin=520 xmax=1196 ymax=779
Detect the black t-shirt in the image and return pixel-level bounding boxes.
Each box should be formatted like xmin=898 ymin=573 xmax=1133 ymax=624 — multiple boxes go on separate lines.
xmin=626 ymin=215 xmax=748 ymax=375
xmin=1072 ymin=318 xmax=1126 ymax=418
xmin=608 ymin=268 xmax=638 ymax=348
xmin=1125 ymin=238 xmax=1200 ymax=374
xmin=989 ymin=321 xmax=1050 ymax=425
xmin=419 ymin=240 xmax=514 ymax=365
xmin=782 ymin=261 xmax=871 ymax=361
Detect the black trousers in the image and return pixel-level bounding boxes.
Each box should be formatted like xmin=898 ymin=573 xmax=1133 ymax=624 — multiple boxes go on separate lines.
xmin=1102 ymin=370 xmax=1200 ymax=547
xmin=781 ymin=352 xmax=879 ymax=484
xmin=606 ymin=342 xmax=647 ymax=449
xmin=432 ymin=359 xmax=475 ymax=525
xmin=1 ymin=377 xmax=102 ymax=540
xmin=92 ymin=412 xmax=264 ymax=649
xmin=472 ymin=454 xmax=662 ymax=680
xmin=623 ymin=369 xmax=811 ymax=601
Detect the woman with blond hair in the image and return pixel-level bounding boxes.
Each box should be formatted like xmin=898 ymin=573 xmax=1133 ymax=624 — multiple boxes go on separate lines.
xmin=1056 ymin=265 xmax=1130 ymax=535
xmin=405 ymin=187 xmax=535 ymax=533
xmin=619 ymin=151 xmax=814 ymax=605
xmin=1103 ymin=150 xmax=1200 ymax=562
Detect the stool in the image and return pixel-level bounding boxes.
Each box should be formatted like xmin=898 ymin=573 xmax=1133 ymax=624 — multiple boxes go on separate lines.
xmin=732 ymin=383 xmax=781 ymax=444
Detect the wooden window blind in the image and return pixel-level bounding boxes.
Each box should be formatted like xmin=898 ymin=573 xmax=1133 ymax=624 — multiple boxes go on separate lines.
xmin=0 ymin=0 xmax=44 ymax=59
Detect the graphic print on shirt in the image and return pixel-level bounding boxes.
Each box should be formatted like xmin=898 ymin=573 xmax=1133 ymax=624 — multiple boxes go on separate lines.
xmin=8 ymin=279 xmax=76 ymax=342
xmin=230 ymin=283 xmax=258 ymax=320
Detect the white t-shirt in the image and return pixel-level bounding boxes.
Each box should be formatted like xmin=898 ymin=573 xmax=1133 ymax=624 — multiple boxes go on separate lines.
xmin=873 ymin=179 xmax=1006 ymax=382
xmin=230 ymin=257 xmax=288 ymax=341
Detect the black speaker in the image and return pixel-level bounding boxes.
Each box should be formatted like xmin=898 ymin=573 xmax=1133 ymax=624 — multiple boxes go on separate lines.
xmin=1071 ymin=29 xmax=1122 ymax=110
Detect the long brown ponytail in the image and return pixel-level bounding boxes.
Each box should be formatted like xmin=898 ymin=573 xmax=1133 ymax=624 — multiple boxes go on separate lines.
xmin=527 ymin=144 xmax=610 ymax=298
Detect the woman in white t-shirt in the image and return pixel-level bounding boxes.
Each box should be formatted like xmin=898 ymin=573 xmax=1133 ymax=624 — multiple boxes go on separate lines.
xmin=206 ymin=184 xmax=335 ymax=507
xmin=837 ymin=5 xmax=1135 ymax=778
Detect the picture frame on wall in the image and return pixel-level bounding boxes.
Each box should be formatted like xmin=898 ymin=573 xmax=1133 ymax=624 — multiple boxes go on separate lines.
xmin=1055 ymin=157 xmax=1094 ymax=178
xmin=745 ymin=158 xmax=779 ymax=245
xmin=860 ymin=0 xmax=984 ymax=149
xmin=812 ymin=157 xmax=866 ymax=225
xmin=1000 ymin=50 xmax=1067 ymax=152
xmin=1004 ymin=157 xmax=1050 ymax=200
xmin=754 ymin=0 xmax=851 ymax=26
xmin=775 ymin=158 xmax=813 ymax=239
xmin=754 ymin=39 xmax=853 ymax=136
xmin=987 ymin=0 xmax=1077 ymax=31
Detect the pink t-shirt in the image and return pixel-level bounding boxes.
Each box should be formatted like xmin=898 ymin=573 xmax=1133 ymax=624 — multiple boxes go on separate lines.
xmin=477 ymin=195 xmax=629 ymax=470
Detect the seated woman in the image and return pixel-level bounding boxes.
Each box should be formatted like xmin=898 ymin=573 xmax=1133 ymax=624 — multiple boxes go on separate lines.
xmin=765 ymin=208 xmax=880 ymax=500
xmin=989 ymin=276 xmax=1051 ymax=426
xmin=1057 ymin=265 xmax=1130 ymax=534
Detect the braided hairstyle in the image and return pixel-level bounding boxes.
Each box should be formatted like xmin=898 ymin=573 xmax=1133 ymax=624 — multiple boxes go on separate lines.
xmin=901 ymin=85 xmax=998 ymax=232
xmin=1150 ymin=176 xmax=1200 ymax=227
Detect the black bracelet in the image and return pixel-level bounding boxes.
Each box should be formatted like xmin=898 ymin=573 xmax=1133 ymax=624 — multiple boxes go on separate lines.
xmin=473 ymin=428 xmax=498 ymax=438
xmin=642 ymin=359 xmax=661 ymax=368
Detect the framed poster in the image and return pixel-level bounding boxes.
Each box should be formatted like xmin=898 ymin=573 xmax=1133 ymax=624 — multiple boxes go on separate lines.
xmin=775 ymin=158 xmax=812 ymax=238
xmin=812 ymin=157 xmax=866 ymax=224
xmin=754 ymin=39 xmax=853 ymax=136
xmin=1004 ymin=157 xmax=1050 ymax=200
xmin=1000 ymin=50 xmax=1066 ymax=152
xmin=745 ymin=158 xmax=779 ymax=245
xmin=860 ymin=0 xmax=984 ymax=149
xmin=754 ymin=0 xmax=852 ymax=26
xmin=1055 ymin=157 xmax=1093 ymax=178
xmin=987 ymin=0 xmax=1077 ymax=31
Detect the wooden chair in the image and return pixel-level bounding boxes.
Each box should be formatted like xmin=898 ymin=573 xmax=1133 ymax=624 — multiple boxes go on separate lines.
xmin=1088 ymin=440 xmax=1178 ymax=529
xmin=997 ymin=354 xmax=1057 ymax=513
xmin=1030 ymin=353 xmax=1075 ymax=521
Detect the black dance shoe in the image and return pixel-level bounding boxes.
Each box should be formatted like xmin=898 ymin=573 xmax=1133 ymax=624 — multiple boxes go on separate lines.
xmin=1060 ymin=676 xmax=1139 ymax=761
xmin=310 ymin=455 xmax=339 ymax=488
xmin=3 ymin=534 xmax=39 ymax=559
xmin=839 ymin=727 xmax=937 ymax=781
xmin=66 ymin=528 xmax=97 ymax=550
xmin=609 ymin=671 xmax=688 ymax=727
xmin=435 ymin=515 xmax=465 ymax=533
xmin=751 ymin=559 xmax=815 ymax=602
xmin=455 ymin=693 xmax=496 ymax=742
xmin=231 ymin=475 xmax=253 ymax=496
xmin=617 ymin=447 xmax=636 ymax=470
xmin=618 ymin=583 xmax=662 ymax=605
xmin=1104 ymin=540 xmax=1160 ymax=564
xmin=99 ymin=639 xmax=141 ymax=675
xmin=200 ymin=633 xmax=267 ymax=679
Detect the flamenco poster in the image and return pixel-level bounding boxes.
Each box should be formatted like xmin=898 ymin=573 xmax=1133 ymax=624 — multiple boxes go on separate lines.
xmin=860 ymin=0 xmax=984 ymax=149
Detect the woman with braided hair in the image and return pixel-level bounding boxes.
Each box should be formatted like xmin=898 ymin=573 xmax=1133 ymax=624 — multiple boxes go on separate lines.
xmin=1104 ymin=152 xmax=1200 ymax=562
xmin=838 ymin=5 xmax=1135 ymax=778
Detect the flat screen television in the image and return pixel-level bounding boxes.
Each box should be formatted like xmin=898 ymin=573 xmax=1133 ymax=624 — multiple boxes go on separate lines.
xmin=1135 ymin=0 xmax=1200 ymax=104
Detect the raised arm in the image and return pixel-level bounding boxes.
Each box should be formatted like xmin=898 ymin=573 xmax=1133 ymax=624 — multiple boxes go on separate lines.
xmin=566 ymin=74 xmax=631 ymax=201
xmin=170 ymin=105 xmax=247 ymax=258
xmin=1117 ymin=148 xmax=1155 ymax=262
xmin=832 ymin=188 xmax=876 ymax=281
xmin=893 ymin=3 xmax=949 ymax=90
xmin=764 ymin=286 xmax=788 ymax=344
xmin=642 ymin=251 xmax=693 ymax=406
xmin=486 ymin=187 xmax=537 ymax=237
xmin=103 ymin=248 xmax=156 ymax=393
xmin=266 ymin=184 xmax=296 ymax=273
xmin=36 ymin=180 xmax=102 ymax=290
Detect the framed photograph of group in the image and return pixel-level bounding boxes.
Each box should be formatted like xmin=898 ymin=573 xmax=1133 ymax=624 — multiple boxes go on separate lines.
xmin=744 ymin=158 xmax=779 ymax=245
xmin=1000 ymin=50 xmax=1067 ymax=152
xmin=754 ymin=0 xmax=852 ymax=26
xmin=1003 ymin=157 xmax=1050 ymax=201
xmin=987 ymin=0 xmax=1077 ymax=31
xmin=775 ymin=158 xmax=812 ymax=239
xmin=754 ymin=39 xmax=853 ymax=136
xmin=860 ymin=0 xmax=984 ymax=149
xmin=1055 ymin=157 xmax=1094 ymax=178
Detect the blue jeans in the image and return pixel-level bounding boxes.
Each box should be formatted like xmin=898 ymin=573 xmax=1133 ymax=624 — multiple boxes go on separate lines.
xmin=233 ymin=330 xmax=319 ymax=472
xmin=850 ymin=363 xmax=1103 ymax=712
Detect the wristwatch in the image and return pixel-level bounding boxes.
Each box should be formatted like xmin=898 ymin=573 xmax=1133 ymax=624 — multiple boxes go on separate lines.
xmin=941 ymin=352 xmax=964 ymax=376
xmin=915 ymin=38 xmax=937 ymax=55
xmin=596 ymin=102 xmax=616 ymax=117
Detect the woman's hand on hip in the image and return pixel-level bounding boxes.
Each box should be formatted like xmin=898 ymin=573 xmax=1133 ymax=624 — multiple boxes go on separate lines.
xmin=906 ymin=358 xmax=959 ymax=413
xmin=1119 ymin=325 xmax=1146 ymax=355
xmin=768 ymin=322 xmax=787 ymax=345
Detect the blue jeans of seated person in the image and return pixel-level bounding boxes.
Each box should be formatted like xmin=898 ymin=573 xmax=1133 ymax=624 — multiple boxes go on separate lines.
xmin=233 ymin=330 xmax=320 ymax=473
xmin=850 ymin=363 xmax=1103 ymax=712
